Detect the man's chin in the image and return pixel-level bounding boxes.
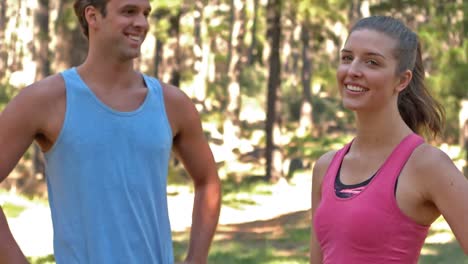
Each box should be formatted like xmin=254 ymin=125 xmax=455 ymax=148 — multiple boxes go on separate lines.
xmin=120 ymin=51 xmax=141 ymax=61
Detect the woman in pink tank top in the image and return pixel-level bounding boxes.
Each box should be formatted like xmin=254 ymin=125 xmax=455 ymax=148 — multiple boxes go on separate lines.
xmin=310 ymin=16 xmax=468 ymax=263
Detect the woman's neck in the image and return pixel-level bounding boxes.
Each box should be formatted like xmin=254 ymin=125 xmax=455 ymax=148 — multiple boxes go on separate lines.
xmin=353 ymin=107 xmax=413 ymax=151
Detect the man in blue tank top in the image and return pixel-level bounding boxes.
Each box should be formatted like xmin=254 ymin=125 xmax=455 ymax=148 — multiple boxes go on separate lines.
xmin=0 ymin=0 xmax=221 ymax=263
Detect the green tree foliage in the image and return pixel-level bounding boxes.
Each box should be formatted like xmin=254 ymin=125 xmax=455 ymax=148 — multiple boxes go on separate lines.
xmin=0 ymin=84 xmax=16 ymax=111
xmin=0 ymin=0 xmax=465 ymax=184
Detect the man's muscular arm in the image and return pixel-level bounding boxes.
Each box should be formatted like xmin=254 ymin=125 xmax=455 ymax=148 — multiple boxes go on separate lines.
xmin=163 ymin=83 xmax=221 ymax=264
xmin=0 ymin=75 xmax=63 ymax=263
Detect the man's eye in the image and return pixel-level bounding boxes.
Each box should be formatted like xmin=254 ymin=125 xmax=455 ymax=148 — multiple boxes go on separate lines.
xmin=123 ymin=9 xmax=135 ymax=15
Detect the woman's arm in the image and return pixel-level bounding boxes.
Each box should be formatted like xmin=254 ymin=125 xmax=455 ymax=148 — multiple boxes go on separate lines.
xmin=416 ymin=144 xmax=468 ymax=254
xmin=310 ymin=151 xmax=336 ymax=263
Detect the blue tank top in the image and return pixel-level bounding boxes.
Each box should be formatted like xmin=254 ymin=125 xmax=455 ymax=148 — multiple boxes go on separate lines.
xmin=44 ymin=68 xmax=174 ymax=263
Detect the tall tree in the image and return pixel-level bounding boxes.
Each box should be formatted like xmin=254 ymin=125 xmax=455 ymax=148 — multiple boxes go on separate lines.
xmin=54 ymin=0 xmax=87 ymax=70
xmin=247 ymin=0 xmax=260 ymax=65
xmin=34 ymin=0 xmax=50 ymax=81
xmin=0 ymin=0 xmax=8 ymax=82
xmin=348 ymin=0 xmax=369 ymax=25
xmin=224 ymin=0 xmax=246 ymax=152
xmin=298 ymin=20 xmax=314 ymax=136
xmin=150 ymin=0 xmax=184 ymax=84
xmin=168 ymin=10 xmax=182 ymax=87
xmin=191 ymin=0 xmax=210 ymax=104
xmin=152 ymin=8 xmax=170 ymax=79
xmin=264 ymin=0 xmax=283 ymax=182
xmin=32 ymin=0 xmax=51 ymax=179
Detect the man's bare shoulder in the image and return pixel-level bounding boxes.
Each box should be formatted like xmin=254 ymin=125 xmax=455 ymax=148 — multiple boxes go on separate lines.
xmin=158 ymin=82 xmax=200 ymax=136
xmin=159 ymin=82 xmax=198 ymax=119
xmin=2 ymin=74 xmax=65 ymax=116
xmin=159 ymin=82 xmax=191 ymax=105
xmin=23 ymin=73 xmax=65 ymax=99
xmin=0 ymin=74 xmax=66 ymax=155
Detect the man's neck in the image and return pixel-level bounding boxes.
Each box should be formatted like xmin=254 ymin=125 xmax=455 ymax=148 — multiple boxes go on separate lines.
xmin=76 ymin=57 xmax=140 ymax=91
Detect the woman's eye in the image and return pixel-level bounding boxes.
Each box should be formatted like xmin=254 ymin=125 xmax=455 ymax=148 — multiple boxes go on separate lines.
xmin=341 ymin=55 xmax=352 ymax=62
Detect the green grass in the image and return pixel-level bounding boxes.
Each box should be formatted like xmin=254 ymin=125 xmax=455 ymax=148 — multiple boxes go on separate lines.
xmin=420 ymin=242 xmax=468 ymax=264
xmin=26 ymin=218 xmax=466 ymax=264
xmin=24 ymin=213 xmax=467 ymax=264
xmin=27 ymin=255 xmax=55 ymax=264
xmin=171 ymin=213 xmax=466 ymax=264
xmin=419 ymin=217 xmax=467 ymax=263
xmin=222 ymin=175 xmax=273 ymax=209
xmin=173 ymin=210 xmax=311 ymax=264
xmin=2 ymin=202 xmax=26 ymax=218
xmin=9 ymin=172 xmax=466 ymax=264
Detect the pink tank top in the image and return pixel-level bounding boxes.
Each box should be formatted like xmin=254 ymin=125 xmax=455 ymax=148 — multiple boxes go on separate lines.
xmin=313 ymin=134 xmax=430 ymax=263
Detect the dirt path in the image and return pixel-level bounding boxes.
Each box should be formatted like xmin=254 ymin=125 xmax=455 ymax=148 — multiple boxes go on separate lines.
xmin=6 ymin=175 xmax=312 ymax=257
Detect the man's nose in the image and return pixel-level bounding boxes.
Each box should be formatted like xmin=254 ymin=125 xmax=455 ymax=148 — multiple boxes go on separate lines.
xmin=134 ymin=13 xmax=149 ymax=29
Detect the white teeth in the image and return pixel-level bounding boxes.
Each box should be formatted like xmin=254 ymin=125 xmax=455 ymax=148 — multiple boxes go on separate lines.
xmin=346 ymin=85 xmax=367 ymax=92
xmin=128 ymin=35 xmax=140 ymax=42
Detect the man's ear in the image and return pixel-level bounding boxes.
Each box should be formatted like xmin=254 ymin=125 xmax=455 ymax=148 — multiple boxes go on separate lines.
xmin=395 ymin=69 xmax=412 ymax=93
xmin=84 ymin=6 xmax=99 ymax=30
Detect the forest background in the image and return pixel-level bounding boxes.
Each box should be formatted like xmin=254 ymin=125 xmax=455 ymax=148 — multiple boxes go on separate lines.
xmin=0 ymin=0 xmax=467 ymax=263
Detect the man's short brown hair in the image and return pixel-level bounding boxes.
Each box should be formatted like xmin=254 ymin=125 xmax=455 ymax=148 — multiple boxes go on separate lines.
xmin=73 ymin=0 xmax=110 ymax=38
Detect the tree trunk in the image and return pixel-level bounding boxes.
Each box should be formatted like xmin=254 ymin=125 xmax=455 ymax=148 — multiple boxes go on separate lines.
xmin=9 ymin=1 xmax=25 ymax=73
xmin=348 ymin=0 xmax=370 ymax=24
xmin=168 ymin=11 xmax=182 ymax=87
xmin=35 ymin=0 xmax=50 ymax=80
xmin=54 ymin=0 xmax=87 ymax=70
xmin=463 ymin=0 xmax=467 ymax=41
xmin=348 ymin=0 xmax=361 ymax=25
xmin=191 ymin=0 xmax=209 ymax=105
xmin=298 ymin=22 xmax=314 ymax=137
xmin=32 ymin=0 xmax=50 ymax=179
xmin=151 ymin=7 xmax=171 ymax=82
xmin=154 ymin=37 xmax=164 ymax=78
xmin=0 ymin=0 xmax=8 ymax=81
xmin=264 ymin=0 xmax=282 ymax=182
xmin=247 ymin=0 xmax=259 ymax=65
xmin=223 ymin=0 xmax=246 ymax=153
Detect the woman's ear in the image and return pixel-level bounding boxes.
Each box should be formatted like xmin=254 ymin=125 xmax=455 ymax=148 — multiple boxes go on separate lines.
xmin=395 ymin=69 xmax=412 ymax=93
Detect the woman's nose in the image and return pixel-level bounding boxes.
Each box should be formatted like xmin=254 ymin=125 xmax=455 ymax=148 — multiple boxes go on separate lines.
xmin=347 ymin=60 xmax=363 ymax=78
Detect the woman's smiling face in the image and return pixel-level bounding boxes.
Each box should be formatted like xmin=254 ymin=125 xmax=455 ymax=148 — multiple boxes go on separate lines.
xmin=336 ymin=29 xmax=408 ymax=113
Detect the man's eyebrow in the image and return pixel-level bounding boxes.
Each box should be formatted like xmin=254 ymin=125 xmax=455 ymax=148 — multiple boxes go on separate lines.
xmin=120 ymin=4 xmax=152 ymax=12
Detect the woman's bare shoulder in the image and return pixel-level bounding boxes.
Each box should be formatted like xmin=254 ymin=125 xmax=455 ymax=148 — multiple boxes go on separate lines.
xmin=407 ymin=142 xmax=464 ymax=195
xmin=409 ymin=143 xmax=456 ymax=175
xmin=313 ymin=150 xmax=339 ymax=183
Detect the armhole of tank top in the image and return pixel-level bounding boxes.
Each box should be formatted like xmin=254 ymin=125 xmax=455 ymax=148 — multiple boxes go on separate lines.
xmin=387 ymin=135 xmax=429 ymax=227
xmin=321 ymin=147 xmax=347 ymax=197
xmin=387 ymin=134 xmax=424 ymax=197
xmin=145 ymin=76 xmax=173 ymax=141
xmin=43 ymin=71 xmax=71 ymax=156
